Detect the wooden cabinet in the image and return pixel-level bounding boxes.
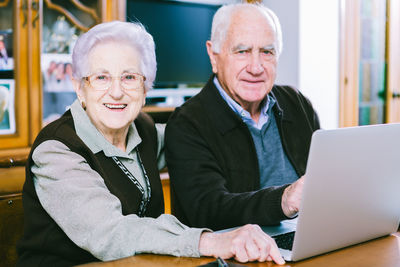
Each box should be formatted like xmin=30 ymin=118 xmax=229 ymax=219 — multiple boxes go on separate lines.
xmin=0 ymin=0 xmax=30 ymax=153
xmin=0 ymin=0 xmax=125 ymax=158
xmin=340 ymin=0 xmax=400 ymax=127
xmin=0 ymin=1 xmax=174 ymax=215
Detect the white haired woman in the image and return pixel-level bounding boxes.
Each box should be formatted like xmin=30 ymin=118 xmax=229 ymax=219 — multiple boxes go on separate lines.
xmin=17 ymin=21 xmax=284 ymax=266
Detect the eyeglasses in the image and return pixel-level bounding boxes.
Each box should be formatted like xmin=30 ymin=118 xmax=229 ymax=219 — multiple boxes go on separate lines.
xmin=83 ymin=72 xmax=146 ymax=91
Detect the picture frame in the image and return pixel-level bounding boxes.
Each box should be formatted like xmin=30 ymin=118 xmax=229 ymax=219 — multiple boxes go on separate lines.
xmin=41 ymin=53 xmax=76 ymax=124
xmin=0 ymin=30 xmax=13 ymax=71
xmin=42 ymin=53 xmax=74 ymax=93
xmin=0 ymin=79 xmax=15 ymax=135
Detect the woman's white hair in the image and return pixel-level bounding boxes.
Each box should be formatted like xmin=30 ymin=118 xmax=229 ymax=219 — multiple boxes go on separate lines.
xmin=210 ymin=3 xmax=283 ymax=58
xmin=72 ymin=21 xmax=156 ymax=91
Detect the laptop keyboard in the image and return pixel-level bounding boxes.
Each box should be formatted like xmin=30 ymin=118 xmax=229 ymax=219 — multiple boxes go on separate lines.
xmin=273 ymin=231 xmax=295 ymax=251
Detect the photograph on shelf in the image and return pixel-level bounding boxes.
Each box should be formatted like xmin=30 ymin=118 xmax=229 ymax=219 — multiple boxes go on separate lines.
xmin=0 ymin=30 xmax=13 ymax=71
xmin=0 ymin=79 xmax=15 ymax=135
xmin=41 ymin=53 xmax=76 ymax=124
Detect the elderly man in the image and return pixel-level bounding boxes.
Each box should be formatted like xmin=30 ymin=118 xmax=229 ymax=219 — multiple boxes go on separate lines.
xmin=165 ymin=3 xmax=320 ymax=231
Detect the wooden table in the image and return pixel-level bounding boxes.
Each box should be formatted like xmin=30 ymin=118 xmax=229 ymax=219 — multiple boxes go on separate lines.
xmin=79 ymin=232 xmax=400 ymax=267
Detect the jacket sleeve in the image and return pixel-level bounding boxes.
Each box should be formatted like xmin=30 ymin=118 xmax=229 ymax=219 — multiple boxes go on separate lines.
xmin=165 ymin=113 xmax=290 ymax=231
xmin=32 ymin=140 xmax=206 ymax=260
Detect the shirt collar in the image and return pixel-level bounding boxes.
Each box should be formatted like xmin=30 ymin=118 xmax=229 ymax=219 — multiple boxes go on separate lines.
xmin=213 ymin=76 xmax=275 ymax=129
xmin=70 ymin=100 xmax=141 ymax=159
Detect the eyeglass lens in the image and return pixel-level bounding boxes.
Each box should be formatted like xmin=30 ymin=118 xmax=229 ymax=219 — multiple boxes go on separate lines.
xmin=87 ymin=73 xmax=144 ymax=90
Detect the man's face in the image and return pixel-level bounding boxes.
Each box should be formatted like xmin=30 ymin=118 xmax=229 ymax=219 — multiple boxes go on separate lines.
xmin=207 ymin=9 xmax=278 ymax=109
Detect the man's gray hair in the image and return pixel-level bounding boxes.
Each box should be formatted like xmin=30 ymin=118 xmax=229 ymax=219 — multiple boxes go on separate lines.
xmin=72 ymin=21 xmax=156 ymax=91
xmin=210 ymin=3 xmax=283 ymax=58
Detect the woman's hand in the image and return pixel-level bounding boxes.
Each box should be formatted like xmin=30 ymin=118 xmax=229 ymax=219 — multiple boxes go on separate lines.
xmin=199 ymin=224 xmax=285 ymax=264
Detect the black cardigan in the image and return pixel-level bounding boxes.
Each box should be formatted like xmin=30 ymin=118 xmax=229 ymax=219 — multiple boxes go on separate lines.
xmin=17 ymin=111 xmax=164 ymax=267
xmin=165 ymin=76 xmax=320 ymax=230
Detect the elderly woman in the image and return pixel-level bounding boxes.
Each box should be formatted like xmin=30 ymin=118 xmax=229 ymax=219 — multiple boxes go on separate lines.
xmin=17 ymin=21 xmax=284 ymax=266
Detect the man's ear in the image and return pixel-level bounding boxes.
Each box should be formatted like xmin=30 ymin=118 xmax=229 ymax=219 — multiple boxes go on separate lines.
xmin=206 ymin=41 xmax=218 ymax=74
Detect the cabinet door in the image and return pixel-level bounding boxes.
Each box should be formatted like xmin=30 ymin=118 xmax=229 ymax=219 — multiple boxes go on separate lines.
xmin=35 ymin=0 xmax=125 ymax=129
xmin=0 ymin=0 xmax=124 ymax=155
xmin=340 ymin=0 xmax=400 ymax=126
xmin=0 ymin=0 xmax=30 ymax=150
xmin=35 ymin=0 xmax=102 ymax=133
xmin=358 ymin=0 xmax=386 ymax=125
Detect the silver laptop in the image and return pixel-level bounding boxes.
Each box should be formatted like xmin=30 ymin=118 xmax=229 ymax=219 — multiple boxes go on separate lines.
xmin=264 ymin=123 xmax=400 ymax=261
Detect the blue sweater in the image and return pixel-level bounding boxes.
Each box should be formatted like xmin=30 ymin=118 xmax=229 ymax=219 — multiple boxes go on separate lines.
xmin=246 ymin=106 xmax=299 ymax=188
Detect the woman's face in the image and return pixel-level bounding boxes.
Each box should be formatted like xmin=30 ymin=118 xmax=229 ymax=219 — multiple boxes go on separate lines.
xmin=74 ymin=41 xmax=146 ymax=136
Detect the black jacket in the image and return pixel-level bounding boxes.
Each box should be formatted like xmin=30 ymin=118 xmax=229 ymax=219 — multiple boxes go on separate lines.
xmin=17 ymin=111 xmax=164 ymax=267
xmin=165 ymin=76 xmax=320 ymax=230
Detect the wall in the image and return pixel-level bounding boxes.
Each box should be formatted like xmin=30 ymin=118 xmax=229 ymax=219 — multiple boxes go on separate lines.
xmin=263 ymin=0 xmax=300 ymax=88
xmin=298 ymin=0 xmax=339 ymax=130
xmin=264 ymin=0 xmax=340 ymax=129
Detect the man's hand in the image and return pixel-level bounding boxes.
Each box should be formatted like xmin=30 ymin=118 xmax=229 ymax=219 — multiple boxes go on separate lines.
xmin=199 ymin=224 xmax=285 ymax=264
xmin=281 ymin=176 xmax=305 ymax=217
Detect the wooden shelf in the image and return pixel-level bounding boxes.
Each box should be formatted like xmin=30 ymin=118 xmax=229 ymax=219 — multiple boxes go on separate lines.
xmin=142 ymin=106 xmax=175 ymax=113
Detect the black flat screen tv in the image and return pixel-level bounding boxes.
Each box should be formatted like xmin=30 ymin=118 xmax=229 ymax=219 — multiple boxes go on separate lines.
xmin=126 ymin=0 xmax=220 ymax=88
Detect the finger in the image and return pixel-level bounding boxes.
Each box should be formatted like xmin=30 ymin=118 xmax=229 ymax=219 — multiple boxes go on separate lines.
xmin=244 ymin=237 xmax=261 ymax=262
xmin=252 ymin=231 xmax=271 ymax=262
xmin=232 ymin=239 xmax=249 ymax=263
xmin=267 ymin=238 xmax=285 ymax=265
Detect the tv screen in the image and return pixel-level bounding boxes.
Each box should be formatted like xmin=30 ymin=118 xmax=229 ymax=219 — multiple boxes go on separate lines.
xmin=126 ymin=0 xmax=219 ymax=88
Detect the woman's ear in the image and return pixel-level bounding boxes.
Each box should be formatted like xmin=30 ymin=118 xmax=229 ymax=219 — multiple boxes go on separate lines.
xmin=72 ymin=77 xmax=82 ymax=96
xmin=142 ymin=90 xmax=147 ymax=107
xmin=72 ymin=77 xmax=86 ymax=108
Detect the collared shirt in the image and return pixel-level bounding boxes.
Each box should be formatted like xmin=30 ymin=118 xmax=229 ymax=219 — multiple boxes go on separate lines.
xmin=214 ymin=76 xmax=274 ymax=129
xmin=71 ymin=100 xmax=165 ymax=198
xmin=31 ymin=100 xmax=204 ymax=260
xmin=214 ymin=76 xmax=298 ymax=189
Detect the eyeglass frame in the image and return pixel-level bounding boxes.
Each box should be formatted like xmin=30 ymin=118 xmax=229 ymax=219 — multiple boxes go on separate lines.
xmin=82 ymin=72 xmax=146 ymax=91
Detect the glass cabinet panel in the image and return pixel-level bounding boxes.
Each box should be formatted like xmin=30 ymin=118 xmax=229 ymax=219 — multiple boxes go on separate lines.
xmin=358 ymin=0 xmax=387 ymax=125
xmin=0 ymin=0 xmax=124 ymax=154
xmin=41 ymin=0 xmax=100 ymax=125
xmin=0 ymin=0 xmax=15 ymax=135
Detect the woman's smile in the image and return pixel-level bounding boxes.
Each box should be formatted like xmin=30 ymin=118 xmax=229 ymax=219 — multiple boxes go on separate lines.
xmin=103 ymin=103 xmax=127 ymax=111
